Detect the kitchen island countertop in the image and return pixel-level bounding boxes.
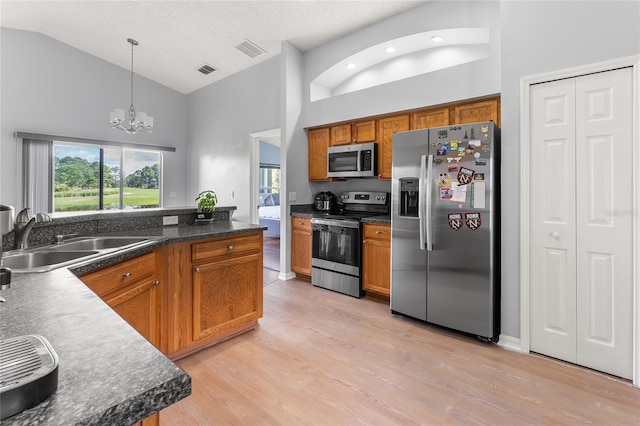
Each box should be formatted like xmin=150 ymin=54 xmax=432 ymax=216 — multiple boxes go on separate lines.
xmin=0 ymin=220 xmax=265 ymax=425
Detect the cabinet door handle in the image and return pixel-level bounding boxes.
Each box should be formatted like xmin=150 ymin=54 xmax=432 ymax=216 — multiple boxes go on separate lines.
xmin=153 ymin=280 xmax=160 ymax=286
xmin=123 ymin=272 xmax=132 ymax=278
xmin=353 ymin=138 xmax=357 ymax=143
xmin=375 ymin=230 xmax=382 ymax=234
xmin=195 ymin=267 xmax=201 ymax=273
xmin=308 ymin=232 xmax=312 ymax=236
xmin=228 ymin=245 xmax=234 ymax=250
xmin=363 ymin=240 xmax=367 ymax=244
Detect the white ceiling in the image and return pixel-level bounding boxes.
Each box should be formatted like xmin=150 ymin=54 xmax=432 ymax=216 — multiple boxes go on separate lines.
xmin=0 ymin=0 xmax=426 ymax=94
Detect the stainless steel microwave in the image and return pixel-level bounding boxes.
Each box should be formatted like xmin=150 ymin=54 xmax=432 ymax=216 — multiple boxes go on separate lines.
xmin=327 ymin=142 xmax=377 ymax=178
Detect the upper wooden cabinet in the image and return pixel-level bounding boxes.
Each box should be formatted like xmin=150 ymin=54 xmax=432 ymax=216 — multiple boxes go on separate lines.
xmin=330 ymin=120 xmax=376 ymax=145
xmin=306 ymin=96 xmax=500 ymax=181
xmin=450 ymin=98 xmax=500 ymax=126
xmin=308 ymin=127 xmax=330 ymax=181
xmin=411 ymin=107 xmax=450 ymax=130
xmin=377 ymin=114 xmax=409 ymax=180
xmin=352 ymin=120 xmax=376 ymax=144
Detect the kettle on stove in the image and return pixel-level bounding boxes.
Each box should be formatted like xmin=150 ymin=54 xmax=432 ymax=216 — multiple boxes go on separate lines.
xmin=313 ymin=191 xmax=337 ymax=212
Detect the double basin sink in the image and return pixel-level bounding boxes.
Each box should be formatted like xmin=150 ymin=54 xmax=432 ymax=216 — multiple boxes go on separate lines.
xmin=1 ymin=236 xmax=158 ymax=273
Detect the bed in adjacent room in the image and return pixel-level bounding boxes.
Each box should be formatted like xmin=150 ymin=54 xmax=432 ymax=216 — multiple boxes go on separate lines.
xmin=259 ymin=193 xmax=280 ymax=237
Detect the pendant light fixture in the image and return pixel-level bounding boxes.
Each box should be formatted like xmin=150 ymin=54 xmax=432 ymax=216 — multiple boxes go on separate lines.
xmin=110 ymin=38 xmax=153 ymax=134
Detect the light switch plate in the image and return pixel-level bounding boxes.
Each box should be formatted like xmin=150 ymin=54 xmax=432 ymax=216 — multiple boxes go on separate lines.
xmin=289 ymin=192 xmax=297 ymax=202
xmin=163 ymin=215 xmax=178 ymax=226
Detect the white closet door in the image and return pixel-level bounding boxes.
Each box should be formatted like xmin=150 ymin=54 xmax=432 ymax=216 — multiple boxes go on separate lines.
xmin=575 ymin=67 xmax=633 ymax=379
xmin=530 ymin=67 xmax=634 ymax=380
xmin=530 ymin=78 xmax=577 ymax=363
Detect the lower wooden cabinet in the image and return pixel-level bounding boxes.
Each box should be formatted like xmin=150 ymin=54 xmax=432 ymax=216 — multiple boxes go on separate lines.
xmin=291 ymin=216 xmax=312 ymax=277
xmin=362 ymin=223 xmax=391 ymax=297
xmin=80 ymin=251 xmax=161 ymax=349
xmin=163 ymin=232 xmax=264 ymax=360
xmin=192 ymin=252 xmax=263 ymax=342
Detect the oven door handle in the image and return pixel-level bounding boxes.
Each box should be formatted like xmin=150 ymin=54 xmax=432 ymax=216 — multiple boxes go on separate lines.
xmin=311 ymin=218 xmax=360 ymax=229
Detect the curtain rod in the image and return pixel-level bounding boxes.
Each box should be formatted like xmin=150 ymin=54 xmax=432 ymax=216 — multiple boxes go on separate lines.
xmin=15 ymin=132 xmax=176 ymax=152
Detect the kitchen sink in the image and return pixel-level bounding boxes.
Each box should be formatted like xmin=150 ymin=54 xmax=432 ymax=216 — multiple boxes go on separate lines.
xmin=1 ymin=236 xmax=159 ymax=273
xmin=1 ymin=250 xmax=100 ymax=272
xmin=50 ymin=236 xmax=152 ymax=251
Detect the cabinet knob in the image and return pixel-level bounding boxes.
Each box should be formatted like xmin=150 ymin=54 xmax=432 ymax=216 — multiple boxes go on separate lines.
xmin=195 ymin=266 xmax=201 ymax=273
xmin=228 ymin=245 xmax=234 ymax=250
xmin=298 ymin=221 xmax=304 ymax=225
xmin=353 ymin=138 xmax=357 ymax=143
xmin=363 ymin=240 xmax=367 ymax=244
xmin=153 ymin=280 xmax=160 ymax=286
xmin=375 ymin=230 xmax=382 ymax=234
xmin=308 ymin=232 xmax=312 ymax=236
xmin=551 ymin=232 xmax=560 ymax=239
xmin=123 ymin=272 xmax=132 ymax=278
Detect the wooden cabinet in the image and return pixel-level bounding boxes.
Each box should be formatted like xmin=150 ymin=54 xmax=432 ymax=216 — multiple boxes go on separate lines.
xmin=306 ymin=96 xmax=499 ymax=181
xmin=362 ymin=223 xmax=391 ymax=297
xmin=308 ymin=127 xmax=330 ymax=181
xmin=376 ymin=114 xmax=409 ymax=180
xmin=192 ymin=234 xmax=263 ymax=343
xmin=330 ymin=120 xmax=376 ymax=146
xmin=81 ymin=251 xmax=161 ymax=349
xmin=291 ymin=216 xmax=312 ymax=277
xmin=450 ymin=98 xmax=500 ymax=126
xmin=163 ymin=232 xmax=264 ymax=360
xmin=411 ymin=107 xmax=450 ymax=129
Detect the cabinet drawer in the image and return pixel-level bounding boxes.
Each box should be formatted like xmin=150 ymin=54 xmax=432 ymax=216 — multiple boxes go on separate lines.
xmin=291 ymin=216 xmax=311 ymax=232
xmin=82 ymin=251 xmax=157 ymax=298
xmin=192 ymin=232 xmax=262 ymax=263
xmin=363 ymin=223 xmax=391 ymax=241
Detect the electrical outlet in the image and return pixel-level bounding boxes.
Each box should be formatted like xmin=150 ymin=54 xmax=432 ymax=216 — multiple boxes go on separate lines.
xmin=162 ymin=215 xmax=178 ymax=226
xmin=169 ymin=191 xmax=177 ymax=198
xmin=289 ymin=192 xmax=297 ymax=201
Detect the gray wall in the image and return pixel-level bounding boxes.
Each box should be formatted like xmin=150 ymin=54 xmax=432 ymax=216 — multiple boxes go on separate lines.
xmin=186 ymin=56 xmax=280 ymax=222
xmin=303 ymin=1 xmax=501 ymax=128
xmin=0 ymin=28 xmax=187 ymax=208
xmin=499 ymin=1 xmax=640 ymax=338
xmin=259 ymin=141 xmax=280 ymax=166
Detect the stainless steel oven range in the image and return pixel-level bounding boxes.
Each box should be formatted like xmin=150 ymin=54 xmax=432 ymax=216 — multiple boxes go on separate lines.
xmin=311 ymin=191 xmax=389 ymax=298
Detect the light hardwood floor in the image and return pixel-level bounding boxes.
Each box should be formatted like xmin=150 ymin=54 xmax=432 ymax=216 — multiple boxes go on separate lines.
xmin=161 ymin=278 xmax=640 ymax=425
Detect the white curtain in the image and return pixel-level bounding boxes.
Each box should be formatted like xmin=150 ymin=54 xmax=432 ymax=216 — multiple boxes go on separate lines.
xmin=21 ymin=138 xmax=52 ymax=213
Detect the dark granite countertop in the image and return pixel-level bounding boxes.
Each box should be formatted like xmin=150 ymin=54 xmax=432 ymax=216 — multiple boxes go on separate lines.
xmin=0 ymin=220 xmax=266 ymax=425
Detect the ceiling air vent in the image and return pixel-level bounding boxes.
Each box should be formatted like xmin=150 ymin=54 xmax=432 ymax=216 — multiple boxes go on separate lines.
xmin=234 ymin=39 xmax=266 ymax=59
xmin=196 ymin=64 xmax=216 ymax=75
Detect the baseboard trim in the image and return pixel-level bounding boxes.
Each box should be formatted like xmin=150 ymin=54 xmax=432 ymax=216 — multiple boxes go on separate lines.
xmin=497 ymin=335 xmax=524 ymax=353
xmin=280 ymin=271 xmax=297 ymax=281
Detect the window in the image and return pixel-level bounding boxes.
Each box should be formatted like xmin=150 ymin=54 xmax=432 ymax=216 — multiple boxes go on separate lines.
xmin=53 ymin=143 xmax=161 ymax=212
xmin=259 ymin=163 xmax=280 ymax=195
xmin=18 ymin=132 xmax=174 ymax=214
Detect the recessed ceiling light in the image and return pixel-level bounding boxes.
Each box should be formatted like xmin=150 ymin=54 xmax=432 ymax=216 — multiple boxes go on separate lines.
xmin=385 ymin=46 xmax=395 ymax=53
xmin=431 ymin=36 xmax=444 ymax=42
xmin=347 ymin=63 xmax=356 ymax=69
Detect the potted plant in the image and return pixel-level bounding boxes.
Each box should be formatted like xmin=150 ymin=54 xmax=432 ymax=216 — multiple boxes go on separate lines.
xmin=195 ymin=190 xmax=218 ymax=219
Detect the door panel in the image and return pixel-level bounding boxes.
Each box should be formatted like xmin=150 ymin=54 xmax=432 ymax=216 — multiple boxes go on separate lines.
xmin=530 ymin=78 xmax=577 ymax=363
xmin=575 ymin=67 xmax=633 ymax=379
xmin=530 ymin=67 xmax=634 ymax=380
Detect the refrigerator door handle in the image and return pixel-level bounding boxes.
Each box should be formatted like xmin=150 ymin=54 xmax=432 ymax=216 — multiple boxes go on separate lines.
xmin=425 ymin=154 xmax=434 ymax=251
xmin=418 ymin=155 xmax=429 ymax=251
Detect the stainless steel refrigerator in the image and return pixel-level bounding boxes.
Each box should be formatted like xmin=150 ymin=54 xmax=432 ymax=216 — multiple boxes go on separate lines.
xmin=390 ymin=121 xmax=500 ymax=342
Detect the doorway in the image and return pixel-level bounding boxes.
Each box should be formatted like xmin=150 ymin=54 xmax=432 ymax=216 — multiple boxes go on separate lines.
xmin=250 ymin=129 xmax=281 ymax=286
xmin=520 ymin=57 xmax=640 ymax=385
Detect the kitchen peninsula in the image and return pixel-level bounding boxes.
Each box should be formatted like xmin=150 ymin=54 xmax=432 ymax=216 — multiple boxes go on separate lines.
xmin=0 ymin=208 xmax=266 ymax=424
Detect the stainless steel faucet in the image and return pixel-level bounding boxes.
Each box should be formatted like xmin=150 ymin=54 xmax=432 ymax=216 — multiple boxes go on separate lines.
xmin=13 ymin=208 xmax=51 ymax=250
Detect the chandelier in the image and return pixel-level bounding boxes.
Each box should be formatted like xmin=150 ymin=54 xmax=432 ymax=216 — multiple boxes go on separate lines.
xmin=110 ymin=38 xmax=153 ymax=134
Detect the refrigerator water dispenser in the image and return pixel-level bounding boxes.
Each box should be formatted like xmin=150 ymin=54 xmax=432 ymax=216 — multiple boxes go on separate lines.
xmin=399 ymin=178 xmax=419 ymax=217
